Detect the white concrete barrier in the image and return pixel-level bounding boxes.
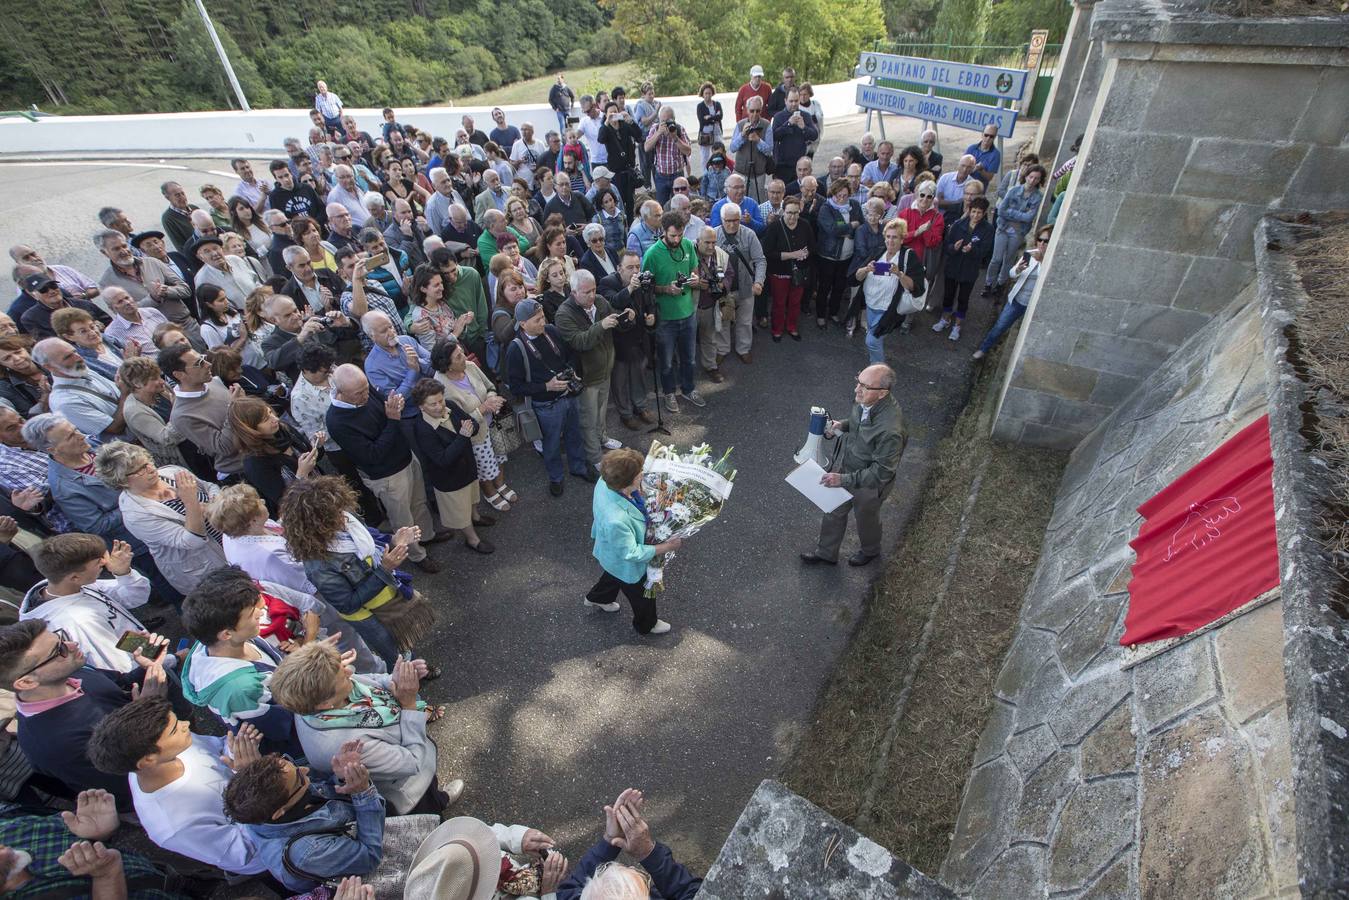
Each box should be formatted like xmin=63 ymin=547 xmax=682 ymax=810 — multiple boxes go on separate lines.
xmin=0 ymin=79 xmax=865 ymax=159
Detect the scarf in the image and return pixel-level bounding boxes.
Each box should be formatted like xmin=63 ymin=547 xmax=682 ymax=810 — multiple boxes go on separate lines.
xmin=304 ymin=676 xmax=425 ymax=731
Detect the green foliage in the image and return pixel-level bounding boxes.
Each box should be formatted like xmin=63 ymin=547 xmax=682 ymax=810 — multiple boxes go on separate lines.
xmin=0 ymin=0 xmax=611 ymax=113
xmin=883 ymin=0 xmax=942 ymax=36
xmin=982 ymin=0 xmax=1072 ymax=47
xmin=566 ymin=49 xmax=593 ymax=69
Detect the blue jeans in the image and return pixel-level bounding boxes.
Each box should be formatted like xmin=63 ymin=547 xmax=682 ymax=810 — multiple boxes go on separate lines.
xmin=533 ymin=396 xmax=587 ymax=482
xmin=653 ymin=172 xmax=676 ymax=205
xmin=864 ymin=306 xmax=887 ymax=364
xmin=656 ymin=315 xmax=697 ymax=394
xmin=555 ymin=109 xmax=569 ymax=136
xmin=978 ymin=300 xmax=1028 ymax=354
xmin=986 ymin=227 xmax=1024 ymax=288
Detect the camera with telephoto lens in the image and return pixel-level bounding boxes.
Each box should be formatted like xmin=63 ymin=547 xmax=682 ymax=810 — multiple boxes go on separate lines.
xmin=665 ymin=121 xmax=679 ymax=134
xmin=708 ymin=267 xmax=728 ymax=299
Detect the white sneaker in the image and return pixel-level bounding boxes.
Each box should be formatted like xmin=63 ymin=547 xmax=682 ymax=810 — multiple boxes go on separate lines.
xmin=584 ymin=597 xmax=621 ymax=613
xmin=949 ymin=324 xmax=962 ymax=341
xmin=931 ymin=318 xmax=950 ymax=333
xmin=664 ymin=394 xmax=679 ymax=413
xmin=648 ymin=619 xmax=672 ymax=634
xmin=532 ymin=439 xmax=544 ymax=454
xmin=683 ymin=390 xmax=707 ymax=408
xmin=602 ymin=437 xmax=623 ymax=450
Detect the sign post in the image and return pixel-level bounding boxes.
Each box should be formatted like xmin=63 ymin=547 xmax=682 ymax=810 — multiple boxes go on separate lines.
xmin=1019 ymin=29 xmax=1050 ymax=115
xmin=855 ymin=51 xmax=1026 ymax=144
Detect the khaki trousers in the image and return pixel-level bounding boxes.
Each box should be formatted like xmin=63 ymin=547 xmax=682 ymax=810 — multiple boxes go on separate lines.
xmin=360 ymin=457 xmax=435 ymax=561
xmin=577 ymin=379 xmax=611 ymax=467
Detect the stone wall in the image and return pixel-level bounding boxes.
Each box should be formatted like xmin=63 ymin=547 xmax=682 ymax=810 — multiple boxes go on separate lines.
xmin=941 ymin=284 xmax=1299 ymax=897
xmin=992 ymin=1 xmax=1349 ymax=449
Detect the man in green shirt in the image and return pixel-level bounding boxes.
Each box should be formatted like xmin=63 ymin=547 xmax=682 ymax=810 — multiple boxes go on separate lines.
xmin=431 ymin=249 xmax=490 ymax=363
xmin=641 ymin=212 xmax=706 ymax=412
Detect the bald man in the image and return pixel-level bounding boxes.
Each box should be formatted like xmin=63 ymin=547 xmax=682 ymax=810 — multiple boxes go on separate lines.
xmin=325 ymin=364 xmax=444 ymax=573
xmin=800 ymin=364 xmax=907 ymax=567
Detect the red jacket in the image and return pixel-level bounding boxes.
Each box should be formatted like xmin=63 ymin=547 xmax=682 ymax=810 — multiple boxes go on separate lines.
xmin=735 ymin=82 xmax=773 ymax=122
xmin=900 ymin=206 xmax=944 ymax=253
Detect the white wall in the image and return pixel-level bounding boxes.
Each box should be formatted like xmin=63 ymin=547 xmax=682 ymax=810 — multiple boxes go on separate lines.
xmin=0 ymin=79 xmax=864 ymax=159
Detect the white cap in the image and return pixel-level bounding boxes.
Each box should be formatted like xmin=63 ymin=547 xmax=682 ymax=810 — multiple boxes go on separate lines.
xmin=750 ymin=65 xmax=765 ymax=77
xmin=592 ymin=165 xmax=613 ymax=180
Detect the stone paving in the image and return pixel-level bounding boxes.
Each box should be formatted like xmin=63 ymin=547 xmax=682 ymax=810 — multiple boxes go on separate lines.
xmin=939 ymin=283 xmax=1299 ymax=898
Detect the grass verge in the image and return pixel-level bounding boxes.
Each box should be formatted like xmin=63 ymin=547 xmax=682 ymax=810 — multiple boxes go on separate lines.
xmin=782 ymin=357 xmax=1066 ymax=874
xmin=457 ymin=62 xmax=641 ymax=108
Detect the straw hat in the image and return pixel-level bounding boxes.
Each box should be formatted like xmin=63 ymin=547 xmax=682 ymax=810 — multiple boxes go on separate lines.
xmin=404 ymin=816 xmax=501 ymax=900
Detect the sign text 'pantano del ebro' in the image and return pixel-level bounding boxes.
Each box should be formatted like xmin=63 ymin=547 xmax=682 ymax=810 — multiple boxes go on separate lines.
xmin=858 ymin=52 xmax=1029 ymax=101
xmin=855 ymin=83 xmax=1019 ymax=137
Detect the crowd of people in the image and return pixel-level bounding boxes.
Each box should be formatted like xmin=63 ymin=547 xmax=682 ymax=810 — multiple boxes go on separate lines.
xmin=0 ymin=61 xmax=1073 ymax=898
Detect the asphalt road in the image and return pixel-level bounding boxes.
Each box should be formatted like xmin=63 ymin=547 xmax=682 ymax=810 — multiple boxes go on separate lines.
xmin=0 ymin=117 xmax=998 ymax=871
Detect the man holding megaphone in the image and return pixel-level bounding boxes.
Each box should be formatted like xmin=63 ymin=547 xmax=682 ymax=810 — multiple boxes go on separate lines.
xmin=800 ymin=363 xmax=907 ymax=567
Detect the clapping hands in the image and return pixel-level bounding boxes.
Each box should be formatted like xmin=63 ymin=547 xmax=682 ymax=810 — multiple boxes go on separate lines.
xmin=221 ymin=723 xmax=263 ymax=771
xmin=603 ymin=788 xmax=656 ymax=861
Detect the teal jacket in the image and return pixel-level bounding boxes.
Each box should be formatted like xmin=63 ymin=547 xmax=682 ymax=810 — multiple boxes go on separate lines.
xmin=590 ymin=482 xmax=655 ymax=583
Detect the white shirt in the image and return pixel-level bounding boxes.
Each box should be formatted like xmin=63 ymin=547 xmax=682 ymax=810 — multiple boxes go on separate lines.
xmin=18 ymin=573 xmax=151 ymax=673
xmin=509 ymin=139 xmax=548 ymax=187
xmin=579 ymin=113 xmax=607 ymax=164
xmin=131 ymin=734 xmax=266 ymax=874
xmin=48 ymin=371 xmax=122 ymax=437
xmin=194 ymin=256 xmax=262 ymax=310
xmin=223 ymin=530 xmax=318 ymax=595
xmin=327 ymin=184 xmax=371 ymax=227
xmin=935 ymin=171 xmax=972 ymax=205
xmin=290 ymin=374 xmax=339 ymax=450
xmin=863 ymin=248 xmax=907 ymax=312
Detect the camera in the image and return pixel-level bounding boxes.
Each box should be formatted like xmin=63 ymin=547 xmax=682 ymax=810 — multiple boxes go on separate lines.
xmin=708 ymin=268 xmax=727 ymax=298
xmin=636 ymin=271 xmax=654 ymax=287
xmin=665 ymin=121 xmax=679 ymax=133
xmin=555 ymin=367 xmax=583 ymax=396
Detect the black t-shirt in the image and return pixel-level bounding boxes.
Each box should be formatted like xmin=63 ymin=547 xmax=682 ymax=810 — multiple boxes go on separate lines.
xmin=270 ymin=185 xmax=326 ymax=226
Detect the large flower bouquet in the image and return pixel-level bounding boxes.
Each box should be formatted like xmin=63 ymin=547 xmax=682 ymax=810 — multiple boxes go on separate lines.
xmin=640 ymin=440 xmax=737 ymax=598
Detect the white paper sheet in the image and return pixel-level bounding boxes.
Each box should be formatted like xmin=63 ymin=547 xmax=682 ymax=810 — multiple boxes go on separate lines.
xmin=786 ymin=459 xmax=853 ymax=513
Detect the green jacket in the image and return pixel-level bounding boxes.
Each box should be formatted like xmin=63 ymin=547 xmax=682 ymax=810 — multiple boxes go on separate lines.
xmin=442 ymin=266 xmax=489 ymax=346
xmin=554 ymin=295 xmax=616 ymax=385
xmin=835 ymin=394 xmax=907 ymax=492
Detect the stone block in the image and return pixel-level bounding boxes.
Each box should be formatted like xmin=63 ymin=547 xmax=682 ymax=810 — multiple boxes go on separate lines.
xmin=1029 ymin=290 xmax=1127 ymax=336
xmin=1049 ymin=669 xmax=1132 ymax=745
xmin=1174 ymin=138 xmax=1309 ymax=204
xmin=1117 ymin=302 xmax=1213 ymax=349
xmin=1080 ymin=855 xmax=1132 ymax=899
xmin=1284 ymin=145 xmax=1349 ymax=211
xmin=998 ymin=386 xmax=1060 ymax=425
xmin=1213 ymin=599 xmax=1286 ymax=723
xmin=1018 ymin=421 xmax=1086 ymax=451
xmin=1081 ymin=701 xmax=1138 ymax=779
xmin=1008 ymin=724 xmax=1061 ymax=778
xmin=1064 ymin=186 xmax=1123 ymax=239
xmin=973 ymin=700 xmax=1016 ymax=767
xmin=1018 ymin=322 xmax=1081 ymax=365
xmin=941 ymin=759 xmax=1022 ymax=891
xmin=1020 ymin=357 xmax=1100 ymax=403
xmin=1138 ymin=709 xmax=1269 ymax=899
xmin=1051 ymin=398 xmax=1115 ymax=434
xmin=1215 ymin=203 xmax=1268 ymax=263
xmin=1108 ymin=193 xmax=1234 ymax=257
xmin=1094 ymin=60 xmax=1162 ymax=131
xmin=1079 ymin=128 xmax=1192 ymax=194
xmin=972 ymin=844 xmax=1047 ymax=900
xmin=1070 ymin=331 xmax=1176 ymax=380
xmin=699 ymin=780 xmax=955 ymax=899
xmin=1141 ymin=61 xmax=1319 ymax=142
xmin=1058 ymin=244 xmax=1192 ymax=306
xmin=1171 ymin=256 xmax=1253 ymax=314
xmin=1057 ymin=590 xmax=1127 ymax=677
xmin=1291 ymin=67 xmax=1349 ymax=146
xmin=997 ymin=628 xmax=1062 ymax=701
xmin=1244 ymin=704 xmax=1298 ymax=892
xmin=1047 ymin=777 xmax=1137 ymax=892
xmin=1015 ymin=659 xmax=1073 ymax=734
xmin=1025 ymin=578 xmax=1097 ymax=633
xmin=1136 ymin=635 xmax=1218 ymax=732
xmin=1014 ymin=750 xmax=1080 ymax=843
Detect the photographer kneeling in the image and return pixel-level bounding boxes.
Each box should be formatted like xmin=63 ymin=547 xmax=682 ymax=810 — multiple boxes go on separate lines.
xmin=505 ymin=299 xmax=589 ymax=497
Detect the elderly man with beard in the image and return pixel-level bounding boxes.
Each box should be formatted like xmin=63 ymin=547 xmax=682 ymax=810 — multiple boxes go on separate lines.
xmin=31 ymin=339 xmax=129 ymax=441
xmin=555 ymin=270 xmax=624 ymax=476
xmin=727 ymin=97 xmax=773 ymax=202
xmin=714 ymin=204 xmax=766 ymax=358
xmin=94 ymin=229 xmax=199 ymax=340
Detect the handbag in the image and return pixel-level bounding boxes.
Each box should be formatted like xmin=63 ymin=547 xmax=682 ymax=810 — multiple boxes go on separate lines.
xmin=782 ymin=220 xmax=808 ymax=287
xmin=375 ymin=570 xmax=436 ymax=652
xmin=873 ymin=249 xmax=926 ymax=335
xmin=508 ymin=337 xmax=545 ymax=443
xmin=489 ymin=412 xmax=523 ymax=456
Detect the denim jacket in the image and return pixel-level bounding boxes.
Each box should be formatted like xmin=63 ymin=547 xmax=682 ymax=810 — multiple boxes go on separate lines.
xmin=816 ymin=201 xmax=861 ymax=259
xmin=243 ymin=781 xmax=386 ymax=893
xmin=303 ymin=549 xmax=398 ymax=619
xmin=995 ymin=184 xmax=1044 ymax=237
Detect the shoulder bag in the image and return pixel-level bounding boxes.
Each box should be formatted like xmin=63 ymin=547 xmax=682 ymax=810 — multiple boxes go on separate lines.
xmin=780 ymin=220 xmax=808 ymax=287
xmin=508 ymin=337 xmax=544 ymax=444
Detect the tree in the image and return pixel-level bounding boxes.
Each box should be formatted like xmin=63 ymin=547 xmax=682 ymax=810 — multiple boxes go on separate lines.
xmin=747 ymin=0 xmax=884 ymax=87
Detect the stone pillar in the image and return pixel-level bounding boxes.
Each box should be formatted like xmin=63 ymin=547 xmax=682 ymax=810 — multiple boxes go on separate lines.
xmin=1033 ymin=0 xmax=1098 ymax=168
xmin=991 ymin=4 xmax=1349 ymax=449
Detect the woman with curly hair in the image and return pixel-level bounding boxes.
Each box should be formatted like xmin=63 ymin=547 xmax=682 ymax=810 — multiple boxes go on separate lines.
xmin=279 ymin=476 xmax=436 ymax=672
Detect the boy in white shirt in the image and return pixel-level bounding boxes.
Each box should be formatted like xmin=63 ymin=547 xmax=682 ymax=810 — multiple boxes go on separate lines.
xmin=18 ymin=533 xmax=165 ymax=673
xmin=86 ymin=697 xmax=268 ymax=875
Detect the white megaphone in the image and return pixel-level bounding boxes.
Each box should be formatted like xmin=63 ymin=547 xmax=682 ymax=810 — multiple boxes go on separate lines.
xmin=794 ymin=406 xmax=830 ymax=467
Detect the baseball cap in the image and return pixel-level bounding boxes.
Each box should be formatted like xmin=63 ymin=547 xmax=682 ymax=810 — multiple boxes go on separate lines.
xmin=592 ymin=166 xmax=613 ymax=180
xmin=21 ymin=274 xmax=58 ymax=294
xmin=514 ymin=298 xmax=542 ymax=324
xmin=708 ymin=154 xmax=727 ymax=167
xmin=750 ymin=65 xmax=764 ymax=77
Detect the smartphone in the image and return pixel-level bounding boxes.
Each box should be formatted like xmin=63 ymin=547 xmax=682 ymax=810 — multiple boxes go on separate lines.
xmin=1021 ymin=251 xmax=1031 ymax=264
xmin=872 ymin=261 xmax=891 ymax=275
xmin=176 ymin=637 xmax=191 ymax=653
xmin=115 ymin=631 xmax=164 ymax=658
xmin=365 ymin=250 xmax=390 ymax=268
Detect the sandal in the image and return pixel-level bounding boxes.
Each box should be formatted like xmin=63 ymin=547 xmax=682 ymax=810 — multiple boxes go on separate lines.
xmin=485 ymin=491 xmax=511 ymax=511
xmin=499 ymin=485 xmax=519 ymax=504
xmin=422 ymin=663 xmax=442 ymax=681
xmin=425 ymin=704 xmax=447 ymax=723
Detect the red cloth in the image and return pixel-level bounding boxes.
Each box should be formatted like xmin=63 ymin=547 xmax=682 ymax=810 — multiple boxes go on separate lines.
xmin=1121 ymin=415 xmax=1280 ymax=645
xmin=735 ymin=82 xmax=773 ymax=122
xmin=899 ymin=206 xmax=944 ymax=252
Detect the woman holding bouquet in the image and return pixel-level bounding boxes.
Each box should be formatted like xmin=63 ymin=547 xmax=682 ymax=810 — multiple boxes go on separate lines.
xmin=586 ymin=448 xmax=682 ymax=636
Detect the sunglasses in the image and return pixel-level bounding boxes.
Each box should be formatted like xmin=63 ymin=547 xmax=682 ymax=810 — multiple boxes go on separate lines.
xmin=674 ymin=186 xmax=689 ymax=193
xmin=16 ymin=632 xmax=72 ymax=681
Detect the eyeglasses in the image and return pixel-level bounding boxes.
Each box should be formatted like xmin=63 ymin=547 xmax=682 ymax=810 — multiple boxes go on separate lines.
xmin=588 ymin=235 xmax=604 ymax=242
xmin=37 ymin=285 xmax=60 ymax=294
xmin=673 ymin=186 xmax=689 ymax=193
xmin=917 ymin=192 xmax=935 ymax=199
xmin=1036 ymin=237 xmax=1050 ymax=244
xmin=856 ymin=380 xmax=886 ymax=392
xmin=15 ymin=632 xmax=71 ymax=682
xmin=187 ymin=356 xmax=211 ymax=368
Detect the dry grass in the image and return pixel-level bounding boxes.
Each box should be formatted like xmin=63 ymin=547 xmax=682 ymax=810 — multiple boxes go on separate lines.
xmin=782 ymin=362 xmax=1066 ymax=873
xmin=1291 ymin=214 xmax=1349 ymax=556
